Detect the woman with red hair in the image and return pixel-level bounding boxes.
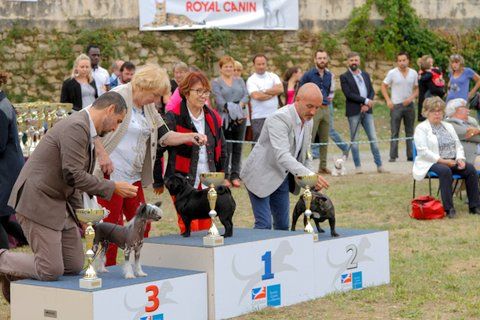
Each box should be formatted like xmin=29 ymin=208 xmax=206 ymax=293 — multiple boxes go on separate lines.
xmin=159 ymin=72 xmax=227 ymax=234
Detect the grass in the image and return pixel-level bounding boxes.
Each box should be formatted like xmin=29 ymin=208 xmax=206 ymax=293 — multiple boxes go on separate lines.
xmin=2 ymin=105 xmax=479 ymax=319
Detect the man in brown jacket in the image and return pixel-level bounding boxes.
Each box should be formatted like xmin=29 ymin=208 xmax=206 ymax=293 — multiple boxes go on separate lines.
xmin=0 ymin=92 xmax=138 ymax=302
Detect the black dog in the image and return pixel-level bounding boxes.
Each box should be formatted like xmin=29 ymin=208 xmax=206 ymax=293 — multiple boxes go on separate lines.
xmin=291 ymin=191 xmax=339 ymax=237
xmin=165 ymin=174 xmax=236 ymax=238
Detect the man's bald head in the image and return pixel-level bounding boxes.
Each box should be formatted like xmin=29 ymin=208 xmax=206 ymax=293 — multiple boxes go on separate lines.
xmin=295 ymin=83 xmax=324 ymax=123
xmin=296 ymin=82 xmax=323 ymax=104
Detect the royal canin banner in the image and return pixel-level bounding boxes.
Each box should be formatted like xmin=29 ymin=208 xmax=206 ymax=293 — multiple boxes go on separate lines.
xmin=139 ymin=0 xmax=299 ymax=31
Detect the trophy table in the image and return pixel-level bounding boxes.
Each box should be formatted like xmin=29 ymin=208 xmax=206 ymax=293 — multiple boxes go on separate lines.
xmin=76 ymin=208 xmax=106 ymax=289
xmin=295 ymin=174 xmax=319 ymax=241
xmin=200 ymin=172 xmax=225 ymax=247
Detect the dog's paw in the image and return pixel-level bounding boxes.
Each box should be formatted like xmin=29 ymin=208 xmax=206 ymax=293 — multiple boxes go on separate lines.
xmin=98 ymin=266 xmax=109 ymax=273
xmin=136 ymin=270 xmax=148 ymax=277
xmin=124 ymin=272 xmax=136 ymax=279
xmin=331 ymin=231 xmax=340 ymax=237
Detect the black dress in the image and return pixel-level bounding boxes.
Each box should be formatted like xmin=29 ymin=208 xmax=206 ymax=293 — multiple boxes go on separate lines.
xmin=418 ymin=71 xmax=445 ymax=121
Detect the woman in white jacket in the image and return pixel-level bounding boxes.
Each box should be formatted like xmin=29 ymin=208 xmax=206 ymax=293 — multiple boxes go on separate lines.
xmin=413 ymin=96 xmax=480 ymax=218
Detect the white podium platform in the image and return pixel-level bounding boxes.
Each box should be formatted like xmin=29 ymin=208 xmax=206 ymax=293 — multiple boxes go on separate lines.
xmin=11 ymin=266 xmax=207 ymax=320
xmin=313 ymin=228 xmax=390 ymax=297
xmin=141 ymin=228 xmax=316 ymax=320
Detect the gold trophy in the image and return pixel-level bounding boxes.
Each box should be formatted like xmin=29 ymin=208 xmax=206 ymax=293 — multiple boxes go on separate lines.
xmin=75 ymin=208 xmax=106 ymax=289
xmin=295 ymin=174 xmax=319 ymax=241
xmin=200 ymin=172 xmax=225 ymax=246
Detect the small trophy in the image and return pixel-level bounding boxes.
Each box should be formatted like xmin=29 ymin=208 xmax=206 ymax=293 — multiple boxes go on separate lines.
xmin=295 ymin=174 xmax=319 ymax=241
xmin=200 ymin=172 xmax=225 ymax=247
xmin=75 ymin=208 xmax=106 ymax=289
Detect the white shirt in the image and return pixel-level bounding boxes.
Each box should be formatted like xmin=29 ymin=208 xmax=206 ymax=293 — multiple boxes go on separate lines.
xmin=92 ymin=66 xmax=110 ymax=96
xmin=383 ymin=67 xmax=418 ymax=104
xmin=246 ymin=71 xmax=282 ymax=119
xmin=293 ymin=107 xmax=305 ymax=159
xmin=110 ymin=106 xmax=151 ymax=183
xmin=188 ymin=108 xmax=209 ymax=188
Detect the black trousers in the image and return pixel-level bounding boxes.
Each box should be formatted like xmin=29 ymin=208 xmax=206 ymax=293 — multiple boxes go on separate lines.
xmin=0 ymin=215 xmax=28 ymax=249
xmin=429 ymin=162 xmax=480 ymax=211
xmin=224 ymin=120 xmax=247 ymax=180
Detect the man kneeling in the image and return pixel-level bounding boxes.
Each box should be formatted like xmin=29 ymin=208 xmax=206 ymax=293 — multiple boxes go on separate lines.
xmin=0 ymin=92 xmax=138 ymax=302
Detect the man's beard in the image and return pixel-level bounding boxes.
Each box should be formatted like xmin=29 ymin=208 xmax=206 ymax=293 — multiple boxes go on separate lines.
xmin=349 ymin=64 xmax=359 ymax=71
xmin=316 ymin=62 xmax=327 ymax=70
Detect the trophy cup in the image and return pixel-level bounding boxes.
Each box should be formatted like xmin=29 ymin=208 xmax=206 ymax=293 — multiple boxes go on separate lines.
xmin=75 ymin=208 xmax=106 ymax=289
xmin=295 ymin=174 xmax=319 ymax=241
xmin=200 ymin=172 xmax=225 ymax=246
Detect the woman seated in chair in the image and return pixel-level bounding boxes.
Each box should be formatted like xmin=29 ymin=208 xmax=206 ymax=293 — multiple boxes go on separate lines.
xmin=413 ymin=96 xmax=480 ymax=218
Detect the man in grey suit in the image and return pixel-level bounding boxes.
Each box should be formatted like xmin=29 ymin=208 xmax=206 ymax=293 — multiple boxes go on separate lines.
xmin=241 ymin=83 xmax=329 ymax=230
xmin=0 ymin=92 xmax=138 ymax=303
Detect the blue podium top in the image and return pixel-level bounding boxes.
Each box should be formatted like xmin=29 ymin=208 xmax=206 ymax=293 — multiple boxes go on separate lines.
xmin=145 ymin=227 xmax=383 ymax=248
xmin=15 ymin=266 xmax=203 ymax=292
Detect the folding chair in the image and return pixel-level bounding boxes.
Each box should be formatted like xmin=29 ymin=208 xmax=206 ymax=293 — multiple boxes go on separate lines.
xmin=412 ymin=142 xmax=463 ymax=198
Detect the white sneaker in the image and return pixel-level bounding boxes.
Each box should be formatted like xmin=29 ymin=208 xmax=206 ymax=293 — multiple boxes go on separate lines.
xmin=377 ymin=166 xmax=388 ymax=173
xmin=355 ymin=167 xmax=363 ymax=174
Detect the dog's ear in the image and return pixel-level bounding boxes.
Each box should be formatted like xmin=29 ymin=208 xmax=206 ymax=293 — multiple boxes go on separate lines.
xmin=137 ymin=203 xmax=147 ymax=213
xmin=154 ymin=201 xmax=162 ymax=207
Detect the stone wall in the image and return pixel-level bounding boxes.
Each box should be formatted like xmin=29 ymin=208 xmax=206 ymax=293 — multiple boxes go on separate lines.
xmin=0 ymin=27 xmax=398 ymax=103
xmin=1 ymin=0 xmax=479 ymax=32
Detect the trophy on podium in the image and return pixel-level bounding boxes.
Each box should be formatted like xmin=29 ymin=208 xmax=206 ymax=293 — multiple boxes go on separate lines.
xmin=295 ymin=173 xmax=319 ymax=241
xmin=75 ymin=208 xmax=107 ymax=289
xmin=200 ymin=172 xmax=225 ymax=247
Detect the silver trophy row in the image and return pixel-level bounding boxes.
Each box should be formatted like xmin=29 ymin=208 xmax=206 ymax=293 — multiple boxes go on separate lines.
xmin=15 ymin=102 xmax=72 ymax=157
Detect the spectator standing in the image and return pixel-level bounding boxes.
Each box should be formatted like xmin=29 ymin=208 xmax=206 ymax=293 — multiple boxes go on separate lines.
xmin=417 ymin=55 xmax=445 ymax=122
xmin=381 ymin=52 xmax=418 ymax=162
xmin=340 ymin=52 xmax=385 ymax=174
xmin=109 ymin=60 xmax=124 ymax=86
xmin=246 ymin=54 xmax=283 ymax=141
xmin=299 ymin=50 xmax=334 ymax=174
xmin=60 ymin=54 xmax=98 ymax=111
xmin=281 ymin=66 xmax=302 ymax=105
xmin=110 ymin=62 xmax=136 ymax=89
xmin=0 ymin=71 xmax=28 ymax=250
xmin=211 ymin=55 xmax=249 ymax=187
xmin=87 ymin=45 xmax=110 ymax=96
xmin=170 ymin=62 xmax=188 ymax=94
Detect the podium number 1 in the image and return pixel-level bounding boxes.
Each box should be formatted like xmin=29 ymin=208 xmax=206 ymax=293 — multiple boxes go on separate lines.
xmin=145 ymin=285 xmax=159 ymax=313
xmin=261 ymin=251 xmax=274 ymax=280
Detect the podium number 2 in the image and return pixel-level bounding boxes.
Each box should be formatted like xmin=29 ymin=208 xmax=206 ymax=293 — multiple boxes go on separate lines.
xmin=261 ymin=251 xmax=274 ymax=280
xmin=145 ymin=285 xmax=159 ymax=313
xmin=346 ymin=244 xmax=358 ymax=270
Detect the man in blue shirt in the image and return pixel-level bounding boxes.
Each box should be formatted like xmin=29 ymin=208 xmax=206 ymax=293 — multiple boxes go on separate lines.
xmin=299 ymin=49 xmax=334 ymax=174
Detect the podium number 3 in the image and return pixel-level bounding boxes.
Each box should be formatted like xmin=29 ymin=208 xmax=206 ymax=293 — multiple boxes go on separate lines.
xmin=346 ymin=244 xmax=358 ymax=270
xmin=261 ymin=251 xmax=274 ymax=280
xmin=145 ymin=285 xmax=159 ymax=313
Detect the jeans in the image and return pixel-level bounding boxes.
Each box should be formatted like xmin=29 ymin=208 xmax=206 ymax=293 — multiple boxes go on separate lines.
xmin=390 ymin=103 xmax=415 ymax=160
xmin=251 ymin=118 xmax=266 ymax=142
xmin=224 ymin=120 xmax=247 ymax=180
xmin=429 ymin=162 xmax=480 ymax=211
xmin=248 ymin=177 xmax=290 ymax=230
xmin=347 ymin=113 xmax=382 ymax=168
xmin=311 ymin=106 xmax=330 ymax=170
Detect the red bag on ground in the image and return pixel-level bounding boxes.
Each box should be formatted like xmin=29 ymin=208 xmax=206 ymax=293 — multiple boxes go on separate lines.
xmin=410 ymin=195 xmax=445 ymax=220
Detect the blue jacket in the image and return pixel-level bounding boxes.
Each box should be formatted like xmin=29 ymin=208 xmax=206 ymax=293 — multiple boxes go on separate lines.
xmin=299 ymin=68 xmax=332 ymax=105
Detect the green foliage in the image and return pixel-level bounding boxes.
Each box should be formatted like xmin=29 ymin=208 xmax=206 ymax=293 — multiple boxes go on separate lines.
xmin=191 ymin=28 xmax=233 ymax=72
xmin=343 ymin=0 xmax=451 ymax=68
xmin=75 ymin=29 xmax=120 ymax=63
xmin=139 ymin=32 xmax=158 ymax=50
xmin=6 ymin=22 xmax=39 ymax=41
xmin=316 ymin=32 xmax=340 ymax=55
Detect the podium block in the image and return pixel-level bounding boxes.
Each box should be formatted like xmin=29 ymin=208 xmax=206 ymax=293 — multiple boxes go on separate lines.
xmin=313 ymin=228 xmax=390 ymax=297
xmin=11 ymin=266 xmax=207 ymax=320
xmin=141 ymin=228 xmax=315 ymax=320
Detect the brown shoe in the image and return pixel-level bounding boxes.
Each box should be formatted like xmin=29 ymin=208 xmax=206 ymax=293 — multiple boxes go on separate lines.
xmin=319 ymin=168 xmax=332 ymax=174
xmin=231 ymin=179 xmax=241 ymax=188
xmin=0 ymin=273 xmax=11 ymax=303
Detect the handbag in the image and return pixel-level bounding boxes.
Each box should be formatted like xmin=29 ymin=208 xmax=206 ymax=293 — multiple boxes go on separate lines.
xmin=410 ymin=195 xmax=445 ymax=220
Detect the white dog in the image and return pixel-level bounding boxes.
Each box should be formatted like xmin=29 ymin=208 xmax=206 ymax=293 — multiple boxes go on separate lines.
xmin=331 ymin=157 xmax=347 ymax=176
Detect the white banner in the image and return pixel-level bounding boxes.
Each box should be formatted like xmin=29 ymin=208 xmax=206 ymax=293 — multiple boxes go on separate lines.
xmin=139 ymin=0 xmax=299 ymax=31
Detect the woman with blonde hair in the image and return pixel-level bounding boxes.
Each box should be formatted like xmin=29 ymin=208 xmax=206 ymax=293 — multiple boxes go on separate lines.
xmin=417 ymin=55 xmax=445 ymax=121
xmin=95 ymin=64 xmax=207 ymax=266
xmin=447 ymin=54 xmax=480 ymax=103
xmin=413 ymin=96 xmax=480 ymax=218
xmin=211 ymin=55 xmax=249 ymax=187
xmin=60 ymin=53 xmax=98 ymax=111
